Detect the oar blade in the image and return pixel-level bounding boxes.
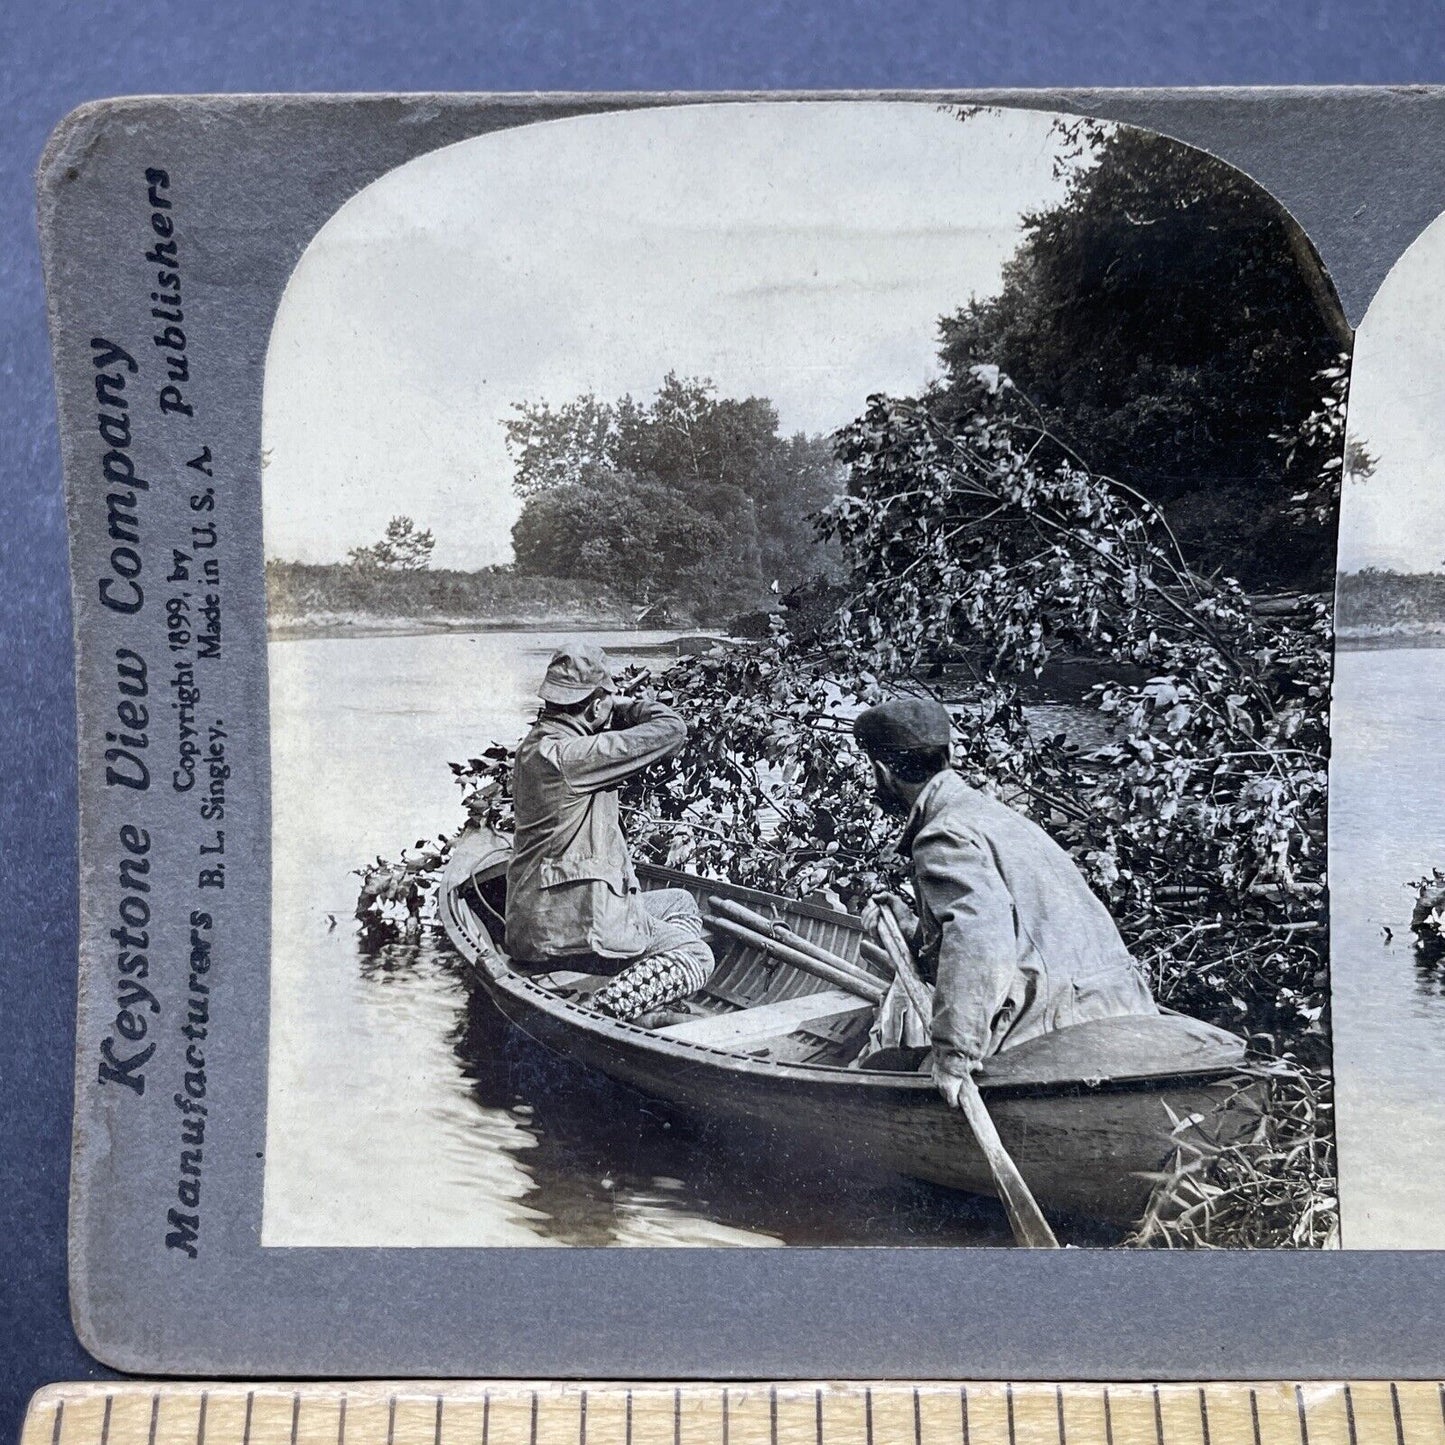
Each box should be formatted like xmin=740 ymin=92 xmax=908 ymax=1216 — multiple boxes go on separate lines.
xmin=957 ymin=1075 xmax=1061 ymax=1249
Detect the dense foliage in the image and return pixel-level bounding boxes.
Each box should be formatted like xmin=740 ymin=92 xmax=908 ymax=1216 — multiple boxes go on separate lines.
xmin=935 ymin=120 xmax=1347 ymax=590
xmin=507 ymin=374 xmax=843 ymax=623
xmin=1412 ymin=872 xmax=1445 ymax=965
xmin=511 ymin=468 xmax=727 ymax=603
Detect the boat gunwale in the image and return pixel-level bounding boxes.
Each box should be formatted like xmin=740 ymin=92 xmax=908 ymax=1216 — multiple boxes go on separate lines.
xmin=636 ymin=860 xmax=873 ymax=933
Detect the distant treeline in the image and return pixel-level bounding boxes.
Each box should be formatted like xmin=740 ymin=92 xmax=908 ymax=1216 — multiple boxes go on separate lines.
xmin=1336 ymin=570 xmax=1445 ymax=634
xmin=266 ymin=560 xmax=631 ymax=631
xmin=506 ymin=373 xmax=844 ymax=626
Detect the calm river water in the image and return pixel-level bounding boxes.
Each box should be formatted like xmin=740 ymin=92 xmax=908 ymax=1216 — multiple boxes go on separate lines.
xmin=262 ymin=628 xmax=1017 ymax=1248
xmin=1331 ymin=646 xmax=1445 ymax=1247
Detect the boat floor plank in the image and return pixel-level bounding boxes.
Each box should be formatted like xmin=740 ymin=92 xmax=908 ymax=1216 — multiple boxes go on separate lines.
xmin=656 ymin=988 xmax=869 ymax=1047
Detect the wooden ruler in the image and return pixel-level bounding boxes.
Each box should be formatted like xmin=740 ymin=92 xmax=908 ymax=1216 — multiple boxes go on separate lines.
xmin=20 ymin=1383 xmax=1445 ymax=1445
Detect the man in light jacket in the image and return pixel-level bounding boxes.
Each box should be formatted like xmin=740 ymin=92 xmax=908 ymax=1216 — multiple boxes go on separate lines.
xmin=505 ymin=640 xmax=714 ymax=1022
xmin=854 ymin=698 xmax=1157 ymax=1106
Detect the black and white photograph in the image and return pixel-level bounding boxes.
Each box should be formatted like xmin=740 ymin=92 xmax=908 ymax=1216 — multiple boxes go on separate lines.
xmin=1331 ymin=205 xmax=1445 ymax=1249
xmin=257 ymin=100 xmax=1352 ymax=1251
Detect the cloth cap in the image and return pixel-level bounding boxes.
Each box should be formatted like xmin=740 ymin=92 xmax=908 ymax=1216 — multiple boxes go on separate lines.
xmin=539 ymin=641 xmax=616 ymax=704
xmin=853 ymin=698 xmax=953 ymax=755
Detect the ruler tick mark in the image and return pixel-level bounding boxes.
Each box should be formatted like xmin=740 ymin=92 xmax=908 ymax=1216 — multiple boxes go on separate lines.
xmin=916 ymin=1387 xmax=923 ymax=1445
xmin=770 ymin=1388 xmax=778 ymax=1445
xmin=50 ymin=1400 xmax=64 ymax=1445
xmin=1199 ymin=1389 xmax=1210 ymax=1445
xmin=435 ymin=1397 xmax=443 ymax=1445
xmin=961 ymin=1387 xmax=970 ymax=1445
xmin=677 ymin=1388 xmax=684 ymax=1445
xmin=1344 ymin=1388 xmax=1357 ymax=1445
xmin=1297 ymin=1385 xmax=1310 ymax=1445
xmin=867 ymin=1388 xmax=875 ymax=1445
xmin=1153 ymin=1386 xmax=1165 ymax=1445
xmin=626 ymin=1391 xmax=633 ymax=1445
xmin=388 ymin=1397 xmax=397 ymax=1445
xmin=1057 ymin=1386 xmax=1066 ymax=1445
xmin=148 ymin=1394 xmax=160 ymax=1445
xmin=197 ymin=1393 xmax=208 ymax=1445
xmin=1251 ymin=1391 xmax=1262 ymax=1445
xmin=722 ymin=1389 xmax=729 ymax=1445
xmin=1103 ymin=1389 xmax=1113 ymax=1445
xmin=338 ymin=1396 xmax=347 ymax=1445
xmin=530 ymin=1391 xmax=538 ymax=1445
xmin=291 ymin=1394 xmax=301 ymax=1445
xmin=580 ymin=1391 xmax=587 ymax=1445
xmin=1391 ymin=1385 xmax=1405 ymax=1445
xmin=481 ymin=1394 xmax=489 ymax=1445
xmin=815 ymin=1389 xmax=823 ymax=1445
xmin=102 ymin=1398 xmax=113 ymax=1445
xmin=1007 ymin=1385 xmax=1016 ymax=1445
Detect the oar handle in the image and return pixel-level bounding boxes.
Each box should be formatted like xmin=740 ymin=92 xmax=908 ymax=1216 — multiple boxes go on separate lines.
xmin=874 ymin=907 xmax=932 ymax=1028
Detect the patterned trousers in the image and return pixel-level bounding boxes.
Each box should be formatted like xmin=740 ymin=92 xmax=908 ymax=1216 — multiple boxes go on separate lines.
xmin=591 ymin=889 xmax=716 ymax=1021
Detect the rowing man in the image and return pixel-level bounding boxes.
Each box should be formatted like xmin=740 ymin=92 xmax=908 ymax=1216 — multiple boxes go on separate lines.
xmin=853 ymin=698 xmax=1157 ymax=1105
xmin=505 ymin=640 xmax=715 ymax=1024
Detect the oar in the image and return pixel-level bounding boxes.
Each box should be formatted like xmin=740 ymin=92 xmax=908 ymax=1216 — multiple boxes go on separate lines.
xmin=707 ymin=896 xmax=885 ymax=996
xmin=705 ymin=916 xmax=887 ymax=1004
xmin=874 ymin=909 xmax=1060 ymax=1249
xmin=858 ymin=919 xmax=932 ymax=1036
xmin=858 ymin=937 xmax=893 ymax=972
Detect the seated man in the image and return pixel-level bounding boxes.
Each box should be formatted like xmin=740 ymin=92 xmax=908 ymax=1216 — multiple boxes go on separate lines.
xmin=854 ymin=697 xmax=1157 ymax=1105
xmin=505 ymin=641 xmax=714 ymax=1023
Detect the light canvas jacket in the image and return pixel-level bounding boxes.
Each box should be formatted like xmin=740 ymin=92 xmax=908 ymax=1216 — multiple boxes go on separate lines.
xmin=505 ymin=700 xmax=687 ymax=963
xmin=902 ymin=769 xmax=1157 ymax=1074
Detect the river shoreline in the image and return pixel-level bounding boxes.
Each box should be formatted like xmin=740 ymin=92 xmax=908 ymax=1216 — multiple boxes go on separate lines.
xmin=269 ymin=613 xmax=651 ymax=641
xmin=1335 ymin=629 xmax=1445 ymax=651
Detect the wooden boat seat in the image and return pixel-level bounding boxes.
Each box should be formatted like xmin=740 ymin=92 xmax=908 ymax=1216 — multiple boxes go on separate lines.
xmin=655 ymin=988 xmax=871 ymax=1048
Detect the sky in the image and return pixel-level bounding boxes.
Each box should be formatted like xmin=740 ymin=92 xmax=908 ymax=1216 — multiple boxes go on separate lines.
xmin=1339 ymin=212 xmax=1445 ymax=575
xmin=261 ymin=101 xmax=1080 ymax=569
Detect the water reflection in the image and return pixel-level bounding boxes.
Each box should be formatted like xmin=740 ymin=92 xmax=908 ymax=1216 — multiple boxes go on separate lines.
xmin=445 ymin=940 xmax=1022 ymax=1247
xmin=1413 ymin=950 xmax=1445 ymax=1000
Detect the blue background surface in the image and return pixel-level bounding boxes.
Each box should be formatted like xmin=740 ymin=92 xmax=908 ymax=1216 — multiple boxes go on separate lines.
xmin=3 ymin=0 xmax=1443 ymax=1436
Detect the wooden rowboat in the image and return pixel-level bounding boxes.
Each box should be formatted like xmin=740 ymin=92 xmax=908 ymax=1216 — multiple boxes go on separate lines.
xmin=438 ymin=826 xmax=1258 ymax=1230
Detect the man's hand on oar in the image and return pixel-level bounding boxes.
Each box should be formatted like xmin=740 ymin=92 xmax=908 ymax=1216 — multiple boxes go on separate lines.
xmin=860 ymin=890 xmax=914 ymax=941
xmin=930 ymin=1055 xmax=982 ymax=1109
